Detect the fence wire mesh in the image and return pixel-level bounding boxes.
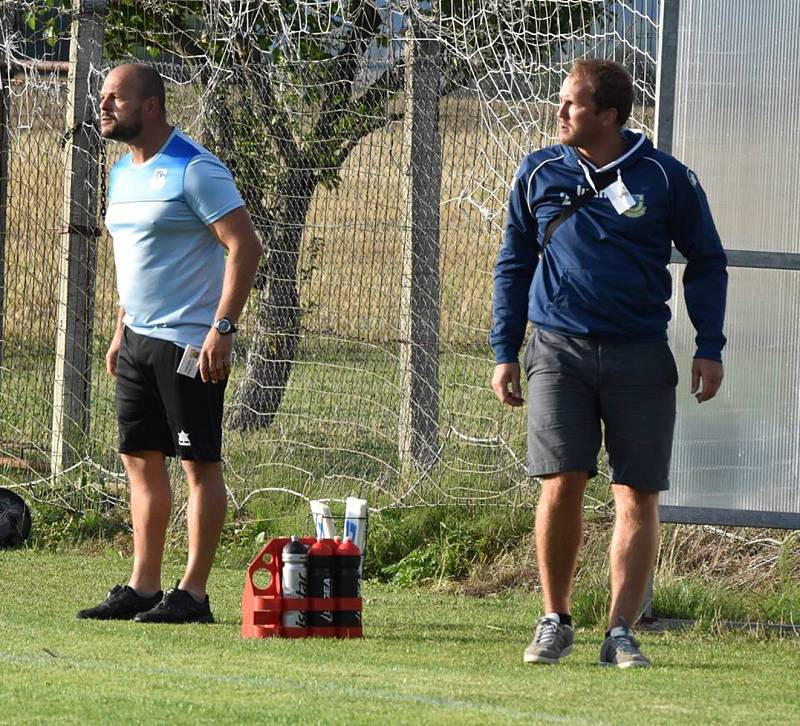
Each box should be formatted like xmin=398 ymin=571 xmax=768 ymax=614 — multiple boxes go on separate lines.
xmin=0 ymin=1 xmax=658 ymax=523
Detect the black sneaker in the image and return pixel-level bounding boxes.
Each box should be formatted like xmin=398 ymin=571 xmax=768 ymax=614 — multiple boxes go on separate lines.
xmin=76 ymin=585 xmax=163 ymax=621
xmin=134 ymin=583 xmax=214 ymax=624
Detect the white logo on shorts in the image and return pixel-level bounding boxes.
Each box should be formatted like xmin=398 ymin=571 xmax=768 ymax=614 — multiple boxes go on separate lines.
xmin=150 ymin=168 xmax=168 ymax=190
xmin=178 ymin=430 xmax=191 ymax=447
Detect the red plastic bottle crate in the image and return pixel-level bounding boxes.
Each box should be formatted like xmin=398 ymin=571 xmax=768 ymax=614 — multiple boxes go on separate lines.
xmin=241 ymin=536 xmax=362 ymax=639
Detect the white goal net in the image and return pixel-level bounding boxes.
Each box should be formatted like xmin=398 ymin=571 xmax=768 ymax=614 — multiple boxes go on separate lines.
xmin=0 ymin=1 xmax=659 ymax=521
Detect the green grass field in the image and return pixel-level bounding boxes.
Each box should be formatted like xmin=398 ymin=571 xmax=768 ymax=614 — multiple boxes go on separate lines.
xmin=1 ymin=550 xmax=798 ymax=725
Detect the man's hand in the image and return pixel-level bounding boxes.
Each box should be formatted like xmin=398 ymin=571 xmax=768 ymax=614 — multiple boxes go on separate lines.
xmin=107 ymin=307 xmax=126 ymax=378
xmin=106 ymin=335 xmax=123 ymax=378
xmin=691 ymin=358 xmax=723 ymax=403
xmin=200 ymin=328 xmax=234 ymax=384
xmin=492 ymin=362 xmax=524 ymax=406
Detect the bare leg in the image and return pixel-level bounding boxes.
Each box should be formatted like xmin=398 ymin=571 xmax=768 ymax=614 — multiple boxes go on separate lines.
xmin=178 ymin=460 xmax=227 ymax=599
xmin=608 ymin=484 xmax=660 ymax=627
xmin=535 ymin=471 xmax=588 ymax=614
xmin=123 ymin=451 xmax=171 ymax=594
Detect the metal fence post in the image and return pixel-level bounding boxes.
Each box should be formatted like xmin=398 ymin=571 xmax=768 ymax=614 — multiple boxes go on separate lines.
xmin=51 ymin=0 xmax=106 ymax=476
xmin=644 ymin=0 xmax=682 ymax=619
xmin=398 ymin=26 xmax=442 ymax=473
xmin=654 ymin=0 xmax=680 ymax=154
xmin=0 ymin=15 xmax=10 ymax=391
xmin=0 ymin=7 xmax=15 ymax=392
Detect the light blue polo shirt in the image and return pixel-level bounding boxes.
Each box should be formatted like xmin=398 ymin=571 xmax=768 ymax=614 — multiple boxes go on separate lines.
xmin=105 ymin=128 xmax=244 ymax=348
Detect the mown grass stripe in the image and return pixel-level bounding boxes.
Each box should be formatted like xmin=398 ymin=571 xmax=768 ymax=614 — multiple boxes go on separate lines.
xmin=0 ymin=651 xmax=599 ymax=725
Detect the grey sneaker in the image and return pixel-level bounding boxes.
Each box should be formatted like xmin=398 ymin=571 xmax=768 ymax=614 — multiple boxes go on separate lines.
xmin=523 ymin=615 xmax=574 ymax=664
xmin=599 ymin=619 xmax=651 ymax=669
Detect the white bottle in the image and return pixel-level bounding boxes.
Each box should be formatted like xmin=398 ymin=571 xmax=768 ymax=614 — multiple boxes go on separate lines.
xmin=310 ymin=500 xmax=336 ymax=539
xmin=343 ymin=497 xmax=368 ymax=573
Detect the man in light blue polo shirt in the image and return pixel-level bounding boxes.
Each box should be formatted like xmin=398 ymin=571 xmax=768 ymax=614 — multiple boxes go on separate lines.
xmin=77 ymin=64 xmax=262 ymax=624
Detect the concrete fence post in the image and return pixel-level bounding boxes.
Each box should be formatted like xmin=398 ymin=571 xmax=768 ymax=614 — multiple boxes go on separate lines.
xmin=51 ymin=0 xmax=106 ymax=475
xmin=398 ymin=25 xmax=442 ymax=473
xmin=0 ymin=12 xmax=10 ymax=391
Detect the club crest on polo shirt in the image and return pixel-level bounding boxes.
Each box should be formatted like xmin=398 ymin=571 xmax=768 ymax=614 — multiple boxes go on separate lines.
xmin=150 ymin=168 xmax=168 ymax=190
xmin=178 ymin=430 xmax=191 ymax=447
xmin=623 ymin=194 xmax=647 ymax=218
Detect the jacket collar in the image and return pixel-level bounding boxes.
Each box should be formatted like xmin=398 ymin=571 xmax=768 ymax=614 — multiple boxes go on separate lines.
xmin=562 ymin=129 xmax=652 ymax=173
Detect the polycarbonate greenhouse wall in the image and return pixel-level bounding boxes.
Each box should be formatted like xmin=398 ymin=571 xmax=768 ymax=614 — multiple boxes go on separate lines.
xmin=662 ymin=0 xmax=800 ymax=528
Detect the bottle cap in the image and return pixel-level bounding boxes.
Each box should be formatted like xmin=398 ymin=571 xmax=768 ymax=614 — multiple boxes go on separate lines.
xmin=335 ymin=537 xmax=360 ymax=557
xmin=308 ymin=538 xmax=334 ymax=557
xmin=282 ymin=536 xmax=308 ymax=556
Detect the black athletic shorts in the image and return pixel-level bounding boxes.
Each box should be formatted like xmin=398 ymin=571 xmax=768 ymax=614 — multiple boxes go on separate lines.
xmin=524 ymin=327 xmax=678 ymax=492
xmin=115 ymin=327 xmax=227 ymax=462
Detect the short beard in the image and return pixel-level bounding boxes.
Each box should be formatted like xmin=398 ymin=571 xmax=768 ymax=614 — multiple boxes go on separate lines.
xmin=101 ymin=117 xmax=143 ymax=142
xmin=560 ymin=128 xmax=597 ymax=149
xmin=559 ymin=130 xmax=581 ymax=148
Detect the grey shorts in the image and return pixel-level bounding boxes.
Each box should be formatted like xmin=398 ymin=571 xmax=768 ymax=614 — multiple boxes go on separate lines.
xmin=524 ymin=328 xmax=678 ymax=491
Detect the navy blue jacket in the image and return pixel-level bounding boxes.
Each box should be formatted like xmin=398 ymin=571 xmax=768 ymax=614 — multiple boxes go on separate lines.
xmin=490 ymin=130 xmax=728 ymax=364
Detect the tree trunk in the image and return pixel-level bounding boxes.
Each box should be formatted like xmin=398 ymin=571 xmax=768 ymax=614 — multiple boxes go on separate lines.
xmin=225 ymin=170 xmax=315 ymax=431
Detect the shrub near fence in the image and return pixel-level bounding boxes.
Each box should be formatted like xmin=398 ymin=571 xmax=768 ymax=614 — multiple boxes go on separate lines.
xmin=0 ymin=1 xmax=659 ymax=523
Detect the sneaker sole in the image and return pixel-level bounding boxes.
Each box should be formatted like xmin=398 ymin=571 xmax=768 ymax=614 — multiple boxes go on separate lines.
xmin=598 ymin=659 xmax=650 ymax=669
xmin=524 ymin=644 xmax=573 ymax=664
xmin=76 ymin=613 xmax=139 ymax=621
xmin=134 ymin=614 xmax=215 ymax=624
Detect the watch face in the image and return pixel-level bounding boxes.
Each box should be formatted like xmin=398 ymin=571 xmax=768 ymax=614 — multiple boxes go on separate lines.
xmin=216 ymin=319 xmax=232 ymax=334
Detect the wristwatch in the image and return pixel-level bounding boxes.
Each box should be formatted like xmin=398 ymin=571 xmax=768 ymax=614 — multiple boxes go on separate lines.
xmin=212 ymin=317 xmax=237 ymax=335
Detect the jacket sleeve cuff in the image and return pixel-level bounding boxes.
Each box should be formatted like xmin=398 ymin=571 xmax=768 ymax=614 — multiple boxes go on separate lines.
xmin=493 ymin=345 xmax=520 ymax=365
xmin=694 ymin=347 xmax=722 ymax=363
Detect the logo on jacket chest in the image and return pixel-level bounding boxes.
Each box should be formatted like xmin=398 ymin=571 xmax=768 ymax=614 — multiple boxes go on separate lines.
xmin=622 ymin=194 xmax=647 ymax=218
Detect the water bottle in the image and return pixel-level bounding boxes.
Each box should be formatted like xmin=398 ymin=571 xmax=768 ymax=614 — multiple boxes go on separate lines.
xmin=333 ymin=536 xmax=362 ymax=637
xmin=343 ymin=497 xmax=368 ymax=575
xmin=308 ymin=538 xmax=335 ymax=636
xmin=310 ymin=500 xmax=336 ymax=539
xmin=281 ymin=536 xmax=309 ymax=636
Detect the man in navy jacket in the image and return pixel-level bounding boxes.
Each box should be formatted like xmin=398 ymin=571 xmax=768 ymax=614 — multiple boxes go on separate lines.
xmin=490 ymin=59 xmax=727 ymax=668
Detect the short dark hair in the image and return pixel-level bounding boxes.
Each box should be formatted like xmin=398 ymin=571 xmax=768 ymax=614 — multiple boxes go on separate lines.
xmin=570 ymin=59 xmax=633 ymax=127
xmin=117 ymin=63 xmax=166 ymax=114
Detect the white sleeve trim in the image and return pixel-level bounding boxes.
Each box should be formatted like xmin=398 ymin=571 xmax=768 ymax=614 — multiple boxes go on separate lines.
xmin=525 ymin=154 xmax=565 ymax=217
xmin=643 ymin=156 xmax=670 ymax=190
